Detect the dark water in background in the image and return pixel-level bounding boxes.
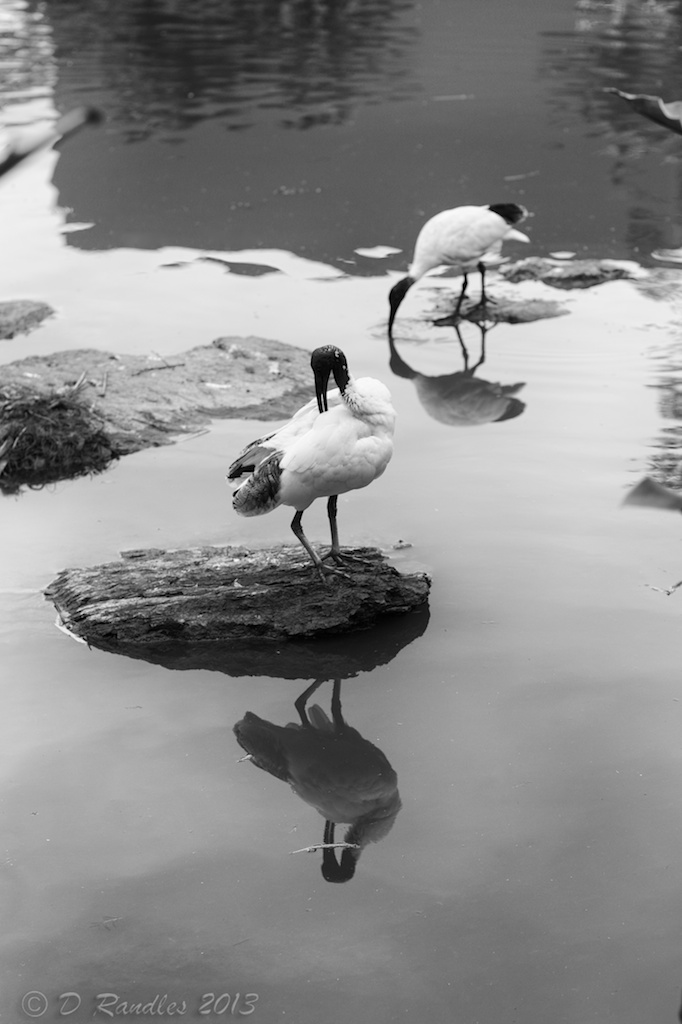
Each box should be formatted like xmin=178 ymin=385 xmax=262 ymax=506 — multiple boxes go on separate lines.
xmin=4 ymin=3 xmax=682 ymax=1024
xmin=26 ymin=0 xmax=682 ymax=264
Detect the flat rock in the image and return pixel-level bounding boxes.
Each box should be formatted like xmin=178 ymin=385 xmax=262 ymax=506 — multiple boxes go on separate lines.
xmin=434 ymin=296 xmax=567 ymax=326
xmin=0 ymin=299 xmax=54 ymax=339
xmin=45 ymin=545 xmax=432 ymax=655
xmin=500 ymin=257 xmax=635 ymax=289
xmin=1 ymin=335 xmax=315 ymax=457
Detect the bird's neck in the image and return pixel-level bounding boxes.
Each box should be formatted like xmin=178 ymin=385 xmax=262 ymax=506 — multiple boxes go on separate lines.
xmin=343 ymin=381 xmax=395 ymax=431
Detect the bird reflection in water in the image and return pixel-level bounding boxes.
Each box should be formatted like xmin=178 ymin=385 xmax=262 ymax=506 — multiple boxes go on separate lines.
xmin=388 ymin=321 xmax=526 ymax=427
xmin=233 ymin=678 xmax=401 ymax=883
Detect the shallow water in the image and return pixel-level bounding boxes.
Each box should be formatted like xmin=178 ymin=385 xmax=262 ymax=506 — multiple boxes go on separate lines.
xmin=3 ymin=1 xmax=682 ymax=1022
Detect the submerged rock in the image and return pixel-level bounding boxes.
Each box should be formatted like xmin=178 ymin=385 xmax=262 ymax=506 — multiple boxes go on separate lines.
xmin=500 ymin=257 xmax=636 ymax=289
xmin=0 ymin=300 xmax=54 ymax=339
xmin=434 ymin=296 xmax=567 ymax=326
xmin=45 ymin=544 xmax=432 ymax=650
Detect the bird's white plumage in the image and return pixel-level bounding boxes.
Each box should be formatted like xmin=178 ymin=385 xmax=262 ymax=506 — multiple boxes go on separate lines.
xmin=388 ymin=202 xmax=530 ymax=335
xmin=277 ymin=378 xmax=394 ymax=510
xmin=228 ymin=348 xmax=395 ymax=572
xmin=231 ymin=377 xmax=394 ymax=514
xmin=409 ymin=204 xmax=529 ymax=280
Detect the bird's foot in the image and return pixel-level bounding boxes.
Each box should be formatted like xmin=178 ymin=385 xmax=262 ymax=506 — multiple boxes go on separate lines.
xmin=313 ymin=558 xmax=352 ymax=582
xmin=322 ymin=548 xmax=377 ymax=568
xmin=468 ymin=294 xmax=497 ymax=312
xmin=433 ymin=310 xmax=464 ymax=327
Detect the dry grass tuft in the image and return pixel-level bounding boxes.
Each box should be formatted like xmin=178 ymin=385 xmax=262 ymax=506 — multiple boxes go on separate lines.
xmin=0 ymin=377 xmax=118 ymax=495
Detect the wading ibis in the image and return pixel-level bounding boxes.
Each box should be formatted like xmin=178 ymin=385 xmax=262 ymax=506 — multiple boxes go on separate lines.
xmin=388 ymin=202 xmax=530 ymax=335
xmin=234 ymin=678 xmax=401 ymax=883
xmin=228 ymin=345 xmax=396 ymax=576
xmin=0 ymin=107 xmax=102 ymax=180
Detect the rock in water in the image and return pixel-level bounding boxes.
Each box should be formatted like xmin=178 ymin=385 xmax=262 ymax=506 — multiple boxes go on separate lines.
xmin=45 ymin=545 xmax=431 ymax=652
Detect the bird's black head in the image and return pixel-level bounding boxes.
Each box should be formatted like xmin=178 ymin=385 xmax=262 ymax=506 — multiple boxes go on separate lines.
xmin=487 ymin=203 xmax=528 ymax=225
xmin=388 ymin=276 xmax=414 ymax=336
xmin=321 ymin=846 xmax=359 ymax=883
xmin=310 ymin=345 xmax=349 ymax=412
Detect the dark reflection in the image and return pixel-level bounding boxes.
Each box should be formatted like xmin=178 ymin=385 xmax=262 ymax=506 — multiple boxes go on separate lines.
xmin=638 ymin=341 xmax=682 ymax=487
xmin=108 ymin=602 xmax=430 ymax=680
xmin=539 ymin=3 xmax=682 ymax=254
xmin=623 ymin=475 xmax=682 ymax=512
xmin=234 ymin=677 xmax=401 ymax=882
xmin=388 ymin=322 xmax=526 ymax=426
xmin=39 ymin=0 xmax=418 ymax=137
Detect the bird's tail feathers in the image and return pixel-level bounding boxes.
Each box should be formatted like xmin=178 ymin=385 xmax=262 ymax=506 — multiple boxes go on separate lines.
xmin=504 ymin=228 xmax=530 ymax=243
xmin=232 ymin=451 xmax=283 ymax=516
xmin=227 ymin=433 xmax=276 ymax=479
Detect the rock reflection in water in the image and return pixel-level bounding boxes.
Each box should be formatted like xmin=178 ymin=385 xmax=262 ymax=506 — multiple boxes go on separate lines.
xmin=388 ymin=322 xmax=526 ymax=426
xmin=234 ymin=678 xmax=401 ymax=883
xmin=111 ymin=600 xmax=429 ymax=680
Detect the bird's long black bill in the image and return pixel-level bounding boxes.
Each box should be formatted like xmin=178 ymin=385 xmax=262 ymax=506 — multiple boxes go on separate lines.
xmin=314 ymin=365 xmax=332 ymax=413
xmin=388 ymin=276 xmax=413 ymax=337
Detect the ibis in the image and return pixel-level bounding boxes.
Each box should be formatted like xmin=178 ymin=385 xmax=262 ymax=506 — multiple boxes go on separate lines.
xmin=234 ymin=678 xmax=401 ymax=883
xmin=388 ymin=202 xmax=530 ymax=335
xmin=228 ymin=345 xmax=396 ymax=576
xmin=0 ymin=107 xmax=102 ymax=180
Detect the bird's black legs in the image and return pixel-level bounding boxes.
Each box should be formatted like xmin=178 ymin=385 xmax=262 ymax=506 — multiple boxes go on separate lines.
xmin=469 ymin=261 xmax=498 ymax=312
xmin=471 ymin=321 xmax=489 ymax=372
xmin=322 ymin=496 xmax=373 ymax=567
xmin=294 ymin=678 xmax=327 ymax=724
xmin=330 ymin=678 xmax=343 ymax=726
xmin=453 ymin=323 xmax=470 ymax=370
xmin=291 ymin=509 xmax=348 ymax=579
xmin=325 ymin=495 xmax=342 ymax=562
xmin=478 ymin=261 xmax=488 ymax=306
xmin=294 ymin=677 xmax=345 ymax=728
xmin=453 ymin=272 xmax=469 ymax=317
xmin=291 ymin=510 xmax=326 ymax=575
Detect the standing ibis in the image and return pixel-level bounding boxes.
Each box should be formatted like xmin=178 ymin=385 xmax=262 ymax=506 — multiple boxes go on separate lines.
xmin=228 ymin=345 xmax=396 ymax=576
xmin=234 ymin=678 xmax=401 ymax=882
xmin=0 ymin=107 xmax=102 ymax=180
xmin=388 ymin=202 xmax=530 ymax=335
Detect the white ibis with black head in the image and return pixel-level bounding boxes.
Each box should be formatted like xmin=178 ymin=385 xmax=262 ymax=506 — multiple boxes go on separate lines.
xmin=0 ymin=107 xmax=102 ymax=179
xmin=388 ymin=202 xmax=530 ymax=335
xmin=228 ymin=345 xmax=396 ymax=576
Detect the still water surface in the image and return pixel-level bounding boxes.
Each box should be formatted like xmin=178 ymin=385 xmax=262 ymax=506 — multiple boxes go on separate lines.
xmin=2 ymin=1 xmax=682 ymax=1022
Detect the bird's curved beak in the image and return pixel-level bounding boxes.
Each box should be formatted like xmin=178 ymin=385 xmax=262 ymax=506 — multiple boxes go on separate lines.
xmin=314 ymin=363 xmax=332 ymax=413
xmin=388 ymin=277 xmax=413 ymax=337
